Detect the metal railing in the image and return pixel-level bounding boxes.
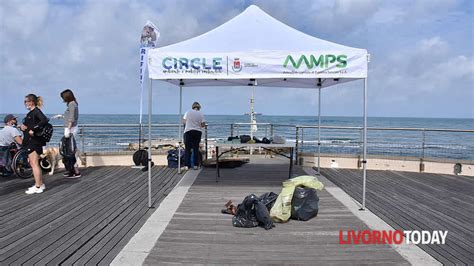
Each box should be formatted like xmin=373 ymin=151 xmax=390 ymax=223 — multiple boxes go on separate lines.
xmin=2 ymin=123 xmax=473 ymax=163
xmin=295 ymin=125 xmax=474 ymax=162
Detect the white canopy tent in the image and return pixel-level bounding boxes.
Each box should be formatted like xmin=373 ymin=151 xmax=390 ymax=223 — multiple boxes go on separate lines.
xmin=146 ymin=5 xmax=369 ymax=209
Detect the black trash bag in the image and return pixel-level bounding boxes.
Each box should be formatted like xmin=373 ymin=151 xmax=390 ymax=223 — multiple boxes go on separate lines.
xmin=291 ymin=186 xmax=319 ymax=221
xmin=255 ymin=201 xmax=274 ymax=230
xmin=60 ymin=136 xmax=77 ymax=173
xmin=133 ymin=149 xmax=148 ymax=166
xmin=232 ymin=194 xmax=259 ymax=228
xmin=240 ymin=135 xmax=251 ymax=143
xmin=167 ymin=148 xmax=184 ymax=168
xmin=227 ymin=136 xmax=239 ymax=141
xmin=258 ymin=192 xmax=279 ymax=210
xmin=262 ymin=137 xmax=271 ymax=144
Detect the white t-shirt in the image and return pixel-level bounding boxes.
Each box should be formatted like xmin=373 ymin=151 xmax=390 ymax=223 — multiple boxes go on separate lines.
xmin=0 ymin=126 xmax=22 ymax=146
xmin=183 ymin=109 xmax=205 ymax=133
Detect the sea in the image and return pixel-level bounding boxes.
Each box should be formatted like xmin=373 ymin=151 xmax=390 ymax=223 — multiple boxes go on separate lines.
xmin=3 ymin=114 xmax=473 ymax=161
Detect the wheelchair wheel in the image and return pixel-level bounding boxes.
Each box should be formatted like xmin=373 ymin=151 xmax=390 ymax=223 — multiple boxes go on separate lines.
xmin=12 ymin=149 xmax=33 ymax=179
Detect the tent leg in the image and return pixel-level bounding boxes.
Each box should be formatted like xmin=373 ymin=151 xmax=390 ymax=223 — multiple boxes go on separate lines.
xmin=148 ymin=79 xmax=153 ymax=208
xmin=361 ymin=78 xmax=368 ymax=211
xmin=178 ymin=85 xmax=183 ymax=174
xmin=317 ymin=86 xmax=321 ymax=175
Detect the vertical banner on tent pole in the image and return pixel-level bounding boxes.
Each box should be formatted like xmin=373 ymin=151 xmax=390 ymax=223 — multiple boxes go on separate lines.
xmin=361 ymin=77 xmax=368 ymax=211
xmin=317 ymin=86 xmax=321 ymax=174
xmin=178 ymin=83 xmax=183 ymax=174
xmin=140 ymin=21 xmax=159 ymax=147
xmin=148 ymin=79 xmax=153 ymax=208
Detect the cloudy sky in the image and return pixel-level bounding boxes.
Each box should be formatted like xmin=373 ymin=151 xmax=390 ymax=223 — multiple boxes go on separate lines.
xmin=0 ymin=0 xmax=472 ymax=118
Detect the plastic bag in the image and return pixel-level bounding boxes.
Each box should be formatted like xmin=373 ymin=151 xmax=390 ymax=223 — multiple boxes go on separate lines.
xmin=232 ymin=194 xmax=274 ymax=230
xmin=255 ymin=201 xmax=274 ymax=230
xmin=232 ymin=194 xmax=259 ymax=228
xmin=258 ymin=192 xmax=278 ymax=210
xmin=291 ymin=187 xmax=319 ymax=221
xmin=270 ymin=175 xmax=324 ymax=222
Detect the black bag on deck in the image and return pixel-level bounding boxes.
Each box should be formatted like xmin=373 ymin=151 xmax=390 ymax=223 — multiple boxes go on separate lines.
xmin=240 ymin=135 xmax=251 ymax=143
xmin=232 ymin=194 xmax=259 ymax=228
xmin=167 ymin=148 xmax=184 ymax=168
xmin=291 ymin=186 xmax=319 ymax=221
xmin=232 ymin=194 xmax=274 ymax=230
xmin=258 ymin=192 xmax=278 ymax=210
xmin=60 ymin=136 xmax=77 ymax=172
xmin=133 ymin=149 xmax=148 ymax=166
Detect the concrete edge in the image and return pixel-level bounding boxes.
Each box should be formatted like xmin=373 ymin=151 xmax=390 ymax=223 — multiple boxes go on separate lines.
xmin=110 ymin=168 xmax=201 ymax=266
xmin=303 ymin=167 xmax=441 ymax=266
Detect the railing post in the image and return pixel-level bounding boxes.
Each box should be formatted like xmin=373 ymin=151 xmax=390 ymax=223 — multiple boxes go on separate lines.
xmin=270 ymin=124 xmax=274 ymax=137
xmin=230 ymin=124 xmax=234 ymax=137
xmin=80 ymin=126 xmax=86 ymax=167
xmin=295 ymin=127 xmax=300 ymax=165
xmin=205 ymin=124 xmax=208 ymax=160
xmin=420 ymin=129 xmax=426 ymax=172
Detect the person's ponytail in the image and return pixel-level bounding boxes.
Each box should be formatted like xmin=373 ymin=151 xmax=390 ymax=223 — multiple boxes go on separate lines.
xmin=36 ymin=96 xmax=44 ymax=108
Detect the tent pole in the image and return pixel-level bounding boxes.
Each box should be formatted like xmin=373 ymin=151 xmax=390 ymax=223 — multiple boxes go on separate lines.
xmin=178 ymin=83 xmax=183 ymax=174
xmin=361 ymin=77 xmax=368 ymax=211
xmin=147 ymin=78 xmax=153 ymax=208
xmin=317 ymin=85 xmax=321 ymax=174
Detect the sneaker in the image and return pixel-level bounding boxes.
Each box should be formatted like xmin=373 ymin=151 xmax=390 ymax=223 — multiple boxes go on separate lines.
xmin=26 ymin=184 xmax=45 ymax=194
xmin=63 ymin=172 xmax=72 ymax=177
xmin=65 ymin=172 xmax=81 ymax=179
xmin=193 ymin=166 xmax=199 ymax=170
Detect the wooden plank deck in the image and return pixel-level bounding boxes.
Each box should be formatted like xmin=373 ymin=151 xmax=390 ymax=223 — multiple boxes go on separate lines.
xmin=144 ymin=158 xmax=409 ymax=265
xmin=0 ymin=166 xmax=183 ymax=265
xmin=320 ymin=168 xmax=474 ymax=265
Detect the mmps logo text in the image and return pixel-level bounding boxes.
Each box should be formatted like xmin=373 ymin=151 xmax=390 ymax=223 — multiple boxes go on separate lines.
xmin=284 ymin=54 xmax=347 ymax=69
xmin=163 ymin=57 xmax=223 ymax=70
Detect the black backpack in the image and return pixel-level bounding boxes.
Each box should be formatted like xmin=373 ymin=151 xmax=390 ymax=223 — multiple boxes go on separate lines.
xmin=60 ymin=136 xmax=77 ymax=172
xmin=36 ymin=123 xmax=54 ymax=143
xmin=133 ymin=149 xmax=148 ymax=166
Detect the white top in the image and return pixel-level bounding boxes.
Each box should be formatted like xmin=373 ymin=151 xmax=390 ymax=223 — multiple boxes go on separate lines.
xmin=183 ymin=109 xmax=205 ymax=133
xmin=0 ymin=125 xmax=22 ymax=146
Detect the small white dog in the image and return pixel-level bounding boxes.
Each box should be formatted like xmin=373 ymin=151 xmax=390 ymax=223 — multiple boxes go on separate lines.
xmin=40 ymin=147 xmax=61 ymax=175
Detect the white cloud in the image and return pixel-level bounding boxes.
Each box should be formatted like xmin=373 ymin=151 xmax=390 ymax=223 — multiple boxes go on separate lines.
xmin=0 ymin=0 xmax=472 ymax=118
xmin=0 ymin=0 xmax=48 ymax=39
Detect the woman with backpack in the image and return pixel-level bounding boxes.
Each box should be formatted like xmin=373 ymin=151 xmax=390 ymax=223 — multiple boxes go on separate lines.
xmin=20 ymin=94 xmax=49 ymax=194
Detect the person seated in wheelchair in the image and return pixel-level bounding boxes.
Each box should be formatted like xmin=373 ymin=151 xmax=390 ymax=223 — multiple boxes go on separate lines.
xmin=0 ymin=114 xmax=23 ymax=175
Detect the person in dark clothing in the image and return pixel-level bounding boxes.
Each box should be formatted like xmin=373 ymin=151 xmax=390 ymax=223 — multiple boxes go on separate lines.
xmin=183 ymin=102 xmax=205 ymax=170
xmin=20 ymin=94 xmax=49 ymax=194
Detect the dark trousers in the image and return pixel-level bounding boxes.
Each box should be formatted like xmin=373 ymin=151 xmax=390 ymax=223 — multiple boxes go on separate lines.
xmin=184 ymin=130 xmax=202 ymax=167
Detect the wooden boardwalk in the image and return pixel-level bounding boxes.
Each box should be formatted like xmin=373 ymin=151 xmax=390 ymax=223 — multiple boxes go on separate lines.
xmin=0 ymin=166 xmax=182 ymax=265
xmin=320 ymin=168 xmax=474 ymax=265
xmin=144 ymin=159 xmax=409 ymax=265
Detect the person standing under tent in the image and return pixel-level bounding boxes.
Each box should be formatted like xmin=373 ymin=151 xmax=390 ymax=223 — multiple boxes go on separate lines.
xmin=21 ymin=94 xmax=48 ymax=194
xmin=183 ymin=102 xmax=205 ymax=170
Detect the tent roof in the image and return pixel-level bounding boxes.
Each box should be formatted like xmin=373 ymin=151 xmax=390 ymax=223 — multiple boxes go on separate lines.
xmin=148 ymin=5 xmax=368 ymax=88
xmin=157 ymin=5 xmax=366 ymax=53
